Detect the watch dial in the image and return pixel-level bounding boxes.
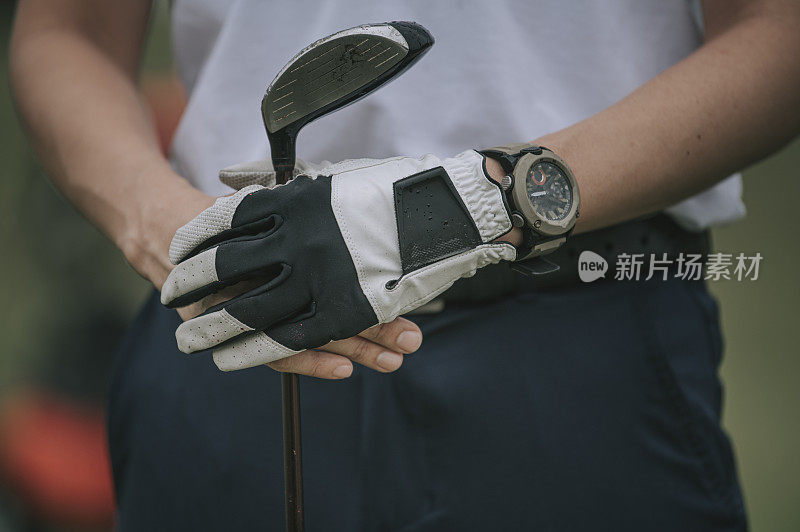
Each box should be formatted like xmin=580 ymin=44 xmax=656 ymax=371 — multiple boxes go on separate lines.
xmin=526 ymin=161 xmax=573 ymax=221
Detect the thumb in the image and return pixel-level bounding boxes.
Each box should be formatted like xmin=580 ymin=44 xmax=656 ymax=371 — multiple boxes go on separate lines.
xmin=219 ymin=158 xmax=277 ymax=189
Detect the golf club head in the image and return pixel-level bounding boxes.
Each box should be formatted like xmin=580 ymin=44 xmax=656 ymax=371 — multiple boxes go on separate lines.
xmin=262 ymin=21 xmax=434 ymax=182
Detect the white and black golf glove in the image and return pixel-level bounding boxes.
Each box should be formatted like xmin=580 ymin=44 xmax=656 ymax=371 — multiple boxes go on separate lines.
xmin=161 ymin=150 xmax=516 ymax=370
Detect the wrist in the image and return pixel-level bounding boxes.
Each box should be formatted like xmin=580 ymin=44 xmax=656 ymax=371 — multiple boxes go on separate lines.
xmin=531 ymin=133 xmax=589 ymax=233
xmin=118 ymin=166 xmax=214 ymax=288
xmin=482 ymin=153 xmax=524 ymax=247
xmin=480 ymin=142 xmax=582 ymax=259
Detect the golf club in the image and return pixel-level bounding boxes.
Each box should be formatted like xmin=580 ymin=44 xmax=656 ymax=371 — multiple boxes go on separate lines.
xmin=261 ymin=21 xmax=434 ymax=532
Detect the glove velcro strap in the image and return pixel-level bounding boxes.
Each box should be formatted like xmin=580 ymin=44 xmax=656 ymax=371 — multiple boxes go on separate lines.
xmin=392 ymin=150 xmax=512 ymax=277
xmin=441 ymin=150 xmax=513 ymax=242
xmin=393 ymin=166 xmax=482 ymax=275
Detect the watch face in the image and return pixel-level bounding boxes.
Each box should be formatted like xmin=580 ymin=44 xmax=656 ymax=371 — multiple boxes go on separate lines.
xmin=526 ymin=161 xmax=574 ymax=221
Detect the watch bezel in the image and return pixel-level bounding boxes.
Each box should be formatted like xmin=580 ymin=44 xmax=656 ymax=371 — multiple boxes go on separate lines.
xmin=510 ymin=151 xmax=580 ymax=237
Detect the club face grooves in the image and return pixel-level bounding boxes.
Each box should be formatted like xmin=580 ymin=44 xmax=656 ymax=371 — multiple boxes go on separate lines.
xmin=265 ymin=34 xmax=406 ymax=131
xmin=263 ymin=21 xmax=434 ymax=174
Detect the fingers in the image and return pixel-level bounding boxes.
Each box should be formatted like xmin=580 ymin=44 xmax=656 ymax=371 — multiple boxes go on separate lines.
xmin=176 ymin=268 xmax=310 ymax=353
xmin=270 ymin=318 xmax=425 ymax=377
xmin=267 ymin=330 xmax=409 ymax=378
xmin=162 ymin=218 xmax=284 ymax=309
xmin=324 ymin=336 xmax=405 ymax=373
xmin=212 ymin=331 xmax=301 ymax=370
xmin=175 ymin=277 xmax=273 ymax=321
xmin=267 ymin=350 xmax=353 ymax=379
xmin=161 ymin=248 xmax=221 ymax=307
xmin=359 ymin=317 xmax=423 ymax=354
xmin=208 ymin=316 xmax=424 ymax=378
xmin=168 ymin=184 xmax=266 ymax=264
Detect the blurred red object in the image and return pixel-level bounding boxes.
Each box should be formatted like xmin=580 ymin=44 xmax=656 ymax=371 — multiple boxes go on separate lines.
xmin=0 ymin=392 xmax=115 ymax=529
xmin=141 ymin=72 xmax=187 ymax=154
xmin=0 ymin=73 xmax=185 ymax=530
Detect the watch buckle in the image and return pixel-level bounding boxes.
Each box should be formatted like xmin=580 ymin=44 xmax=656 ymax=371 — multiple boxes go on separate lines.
xmin=511 ymin=257 xmax=561 ymax=276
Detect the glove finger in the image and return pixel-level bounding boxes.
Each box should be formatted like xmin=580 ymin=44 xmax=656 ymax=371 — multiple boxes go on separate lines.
xmin=161 ymin=225 xmax=287 ymax=308
xmin=161 ymin=247 xmax=223 ymax=307
xmin=212 ymin=331 xmax=302 ymax=371
xmin=169 ymin=184 xmax=271 ymax=264
xmin=219 ymin=159 xmax=277 ymax=190
xmin=174 ymin=267 xmax=310 ymax=353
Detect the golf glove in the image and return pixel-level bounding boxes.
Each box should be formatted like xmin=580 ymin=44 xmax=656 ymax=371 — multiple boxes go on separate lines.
xmin=161 ymin=150 xmax=516 ymax=370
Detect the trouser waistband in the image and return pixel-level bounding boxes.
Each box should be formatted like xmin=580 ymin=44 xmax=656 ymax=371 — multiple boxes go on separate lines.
xmin=438 ymin=214 xmax=710 ymax=304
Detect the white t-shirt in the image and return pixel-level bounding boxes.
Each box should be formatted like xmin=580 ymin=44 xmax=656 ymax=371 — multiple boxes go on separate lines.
xmin=170 ymin=0 xmax=745 ymax=231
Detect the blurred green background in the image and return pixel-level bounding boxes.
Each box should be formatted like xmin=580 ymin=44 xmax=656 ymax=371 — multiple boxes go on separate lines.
xmin=0 ymin=2 xmax=798 ymax=531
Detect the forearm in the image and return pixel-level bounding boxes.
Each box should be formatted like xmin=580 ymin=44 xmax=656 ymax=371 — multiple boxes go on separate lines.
xmin=535 ymin=2 xmax=800 ymax=234
xmin=9 ymin=0 xmax=210 ymax=286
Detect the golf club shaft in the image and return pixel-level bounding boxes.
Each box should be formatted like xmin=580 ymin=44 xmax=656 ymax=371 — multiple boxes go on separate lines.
xmin=264 ymin=23 xmax=434 ymax=531
xmin=275 ymin=167 xmax=304 ymax=532
xmin=269 ymin=130 xmax=297 ymax=183
xmin=281 ymin=372 xmax=303 ymax=531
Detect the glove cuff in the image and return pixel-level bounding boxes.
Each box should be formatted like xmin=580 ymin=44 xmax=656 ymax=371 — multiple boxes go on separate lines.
xmin=441 ymin=150 xmax=513 ymax=242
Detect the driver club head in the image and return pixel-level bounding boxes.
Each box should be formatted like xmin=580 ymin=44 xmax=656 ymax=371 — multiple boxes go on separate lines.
xmin=262 ymin=21 xmax=434 ymax=183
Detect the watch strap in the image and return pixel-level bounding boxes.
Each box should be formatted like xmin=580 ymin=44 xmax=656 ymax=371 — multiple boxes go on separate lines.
xmin=479 ymin=143 xmax=571 ymax=273
xmin=479 ymin=143 xmax=544 ymax=173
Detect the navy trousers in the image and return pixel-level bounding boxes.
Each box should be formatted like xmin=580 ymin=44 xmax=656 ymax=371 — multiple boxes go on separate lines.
xmin=108 ymin=279 xmax=747 ymax=531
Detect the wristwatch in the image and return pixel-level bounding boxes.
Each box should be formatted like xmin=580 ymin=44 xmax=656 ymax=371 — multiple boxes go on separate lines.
xmin=480 ymin=143 xmax=581 ymax=275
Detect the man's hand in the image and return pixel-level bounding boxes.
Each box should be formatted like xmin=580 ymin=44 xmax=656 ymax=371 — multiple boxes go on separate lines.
xmin=161 ymin=151 xmax=517 ymax=372
xmin=269 ymin=320 xmax=422 ymax=378
xmin=176 ymin=279 xmax=423 ymax=379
